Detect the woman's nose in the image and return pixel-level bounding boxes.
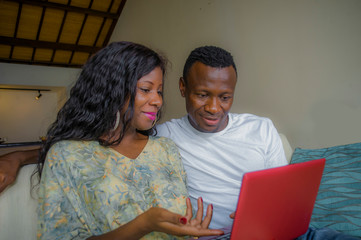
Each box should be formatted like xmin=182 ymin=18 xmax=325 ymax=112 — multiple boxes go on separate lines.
xmin=150 ymin=92 xmax=162 ymax=108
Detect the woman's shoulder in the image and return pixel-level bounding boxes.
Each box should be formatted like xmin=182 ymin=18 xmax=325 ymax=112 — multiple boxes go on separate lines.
xmin=50 ymin=140 xmax=97 ymax=152
xmin=148 ymin=137 xmax=182 ymax=168
xmin=47 ymin=140 xmax=101 ymax=164
xmin=150 ymin=135 xmax=176 ymax=146
xmin=149 ymin=136 xmax=178 ymax=151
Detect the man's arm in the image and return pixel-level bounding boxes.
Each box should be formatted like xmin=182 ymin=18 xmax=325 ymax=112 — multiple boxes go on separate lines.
xmin=0 ymin=148 xmax=39 ymax=193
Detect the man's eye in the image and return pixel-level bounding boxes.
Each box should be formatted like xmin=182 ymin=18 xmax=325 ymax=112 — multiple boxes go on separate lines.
xmin=197 ymin=94 xmax=207 ymax=98
xmin=222 ymin=96 xmax=231 ymax=101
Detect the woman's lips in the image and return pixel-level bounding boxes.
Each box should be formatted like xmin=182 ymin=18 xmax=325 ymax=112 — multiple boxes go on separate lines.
xmin=144 ymin=112 xmax=157 ymax=121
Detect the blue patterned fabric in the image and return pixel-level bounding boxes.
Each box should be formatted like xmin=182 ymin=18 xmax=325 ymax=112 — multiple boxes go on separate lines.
xmin=297 ymin=227 xmax=361 ymax=240
xmin=291 ymin=142 xmax=361 ymax=238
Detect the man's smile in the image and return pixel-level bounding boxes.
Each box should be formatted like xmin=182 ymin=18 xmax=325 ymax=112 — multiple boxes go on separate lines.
xmin=201 ymin=115 xmax=221 ymax=126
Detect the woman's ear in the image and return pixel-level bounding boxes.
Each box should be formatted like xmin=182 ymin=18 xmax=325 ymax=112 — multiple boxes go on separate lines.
xmin=112 ymin=111 xmax=120 ymax=131
xmin=179 ymin=77 xmax=186 ymax=97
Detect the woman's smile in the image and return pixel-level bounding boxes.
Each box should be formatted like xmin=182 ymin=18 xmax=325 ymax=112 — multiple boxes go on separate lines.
xmin=144 ymin=112 xmax=157 ymax=121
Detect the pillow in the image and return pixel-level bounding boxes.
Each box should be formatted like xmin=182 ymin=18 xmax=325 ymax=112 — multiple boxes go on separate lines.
xmin=291 ymin=142 xmax=361 ymax=238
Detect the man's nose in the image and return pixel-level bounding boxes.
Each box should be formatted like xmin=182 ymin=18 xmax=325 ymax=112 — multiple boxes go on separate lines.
xmin=204 ymin=97 xmax=220 ymax=114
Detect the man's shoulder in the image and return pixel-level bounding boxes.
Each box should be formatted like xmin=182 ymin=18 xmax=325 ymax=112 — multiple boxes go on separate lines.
xmin=226 ymin=113 xmax=277 ymax=138
xmin=229 ymin=113 xmax=273 ymax=125
xmin=159 ymin=116 xmax=186 ymax=127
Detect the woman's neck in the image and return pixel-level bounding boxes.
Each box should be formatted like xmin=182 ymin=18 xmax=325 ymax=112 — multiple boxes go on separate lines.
xmin=111 ymin=130 xmax=149 ymax=159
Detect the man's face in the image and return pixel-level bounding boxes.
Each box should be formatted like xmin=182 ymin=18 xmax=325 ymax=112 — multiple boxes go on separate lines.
xmin=180 ymin=61 xmax=237 ymax=133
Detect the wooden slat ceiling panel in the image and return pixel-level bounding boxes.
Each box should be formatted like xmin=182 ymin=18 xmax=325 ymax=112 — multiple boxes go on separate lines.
xmin=0 ymin=0 xmax=126 ymax=68
xmin=0 ymin=2 xmax=18 ymax=37
xmin=39 ymin=9 xmax=65 ymax=42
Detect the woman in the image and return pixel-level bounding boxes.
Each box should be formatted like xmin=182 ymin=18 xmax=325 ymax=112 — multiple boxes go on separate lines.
xmin=36 ymin=41 xmax=223 ymax=239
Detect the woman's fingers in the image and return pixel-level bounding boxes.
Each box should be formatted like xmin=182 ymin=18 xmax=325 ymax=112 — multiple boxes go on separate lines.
xmin=185 ymin=197 xmax=193 ymax=220
xmin=200 ymin=203 xmax=213 ymax=228
xmin=194 ymin=197 xmax=204 ymax=223
xmin=187 ymin=196 xmax=215 ymax=231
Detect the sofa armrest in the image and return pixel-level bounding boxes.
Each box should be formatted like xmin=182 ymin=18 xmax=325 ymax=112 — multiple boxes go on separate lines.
xmin=0 ymin=164 xmax=38 ymax=240
xmin=279 ymin=133 xmax=293 ymax=163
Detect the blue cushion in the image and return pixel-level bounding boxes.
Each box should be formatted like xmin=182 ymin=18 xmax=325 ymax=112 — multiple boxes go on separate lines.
xmin=291 ymin=142 xmax=361 ymax=238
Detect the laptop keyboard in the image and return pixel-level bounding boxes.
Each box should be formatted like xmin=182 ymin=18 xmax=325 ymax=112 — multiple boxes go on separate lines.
xmin=212 ymin=232 xmax=231 ymax=240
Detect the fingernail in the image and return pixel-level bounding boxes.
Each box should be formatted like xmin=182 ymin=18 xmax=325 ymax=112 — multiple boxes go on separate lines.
xmin=200 ymin=197 xmax=203 ymax=203
xmin=180 ymin=217 xmax=187 ymax=225
xmin=211 ymin=204 xmax=213 ymax=210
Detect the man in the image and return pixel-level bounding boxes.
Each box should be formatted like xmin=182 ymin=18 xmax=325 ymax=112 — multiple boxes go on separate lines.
xmin=156 ymin=46 xmax=287 ymax=228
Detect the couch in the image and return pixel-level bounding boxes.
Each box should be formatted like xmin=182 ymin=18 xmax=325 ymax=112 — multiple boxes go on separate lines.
xmin=1 ymin=134 xmax=360 ymax=239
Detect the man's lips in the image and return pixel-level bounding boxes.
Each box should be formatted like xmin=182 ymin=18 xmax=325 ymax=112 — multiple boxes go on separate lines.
xmin=144 ymin=112 xmax=157 ymax=121
xmin=202 ymin=116 xmax=220 ymax=126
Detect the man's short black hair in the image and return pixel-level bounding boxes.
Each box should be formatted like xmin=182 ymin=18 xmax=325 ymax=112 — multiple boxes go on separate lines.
xmin=182 ymin=46 xmax=237 ymax=82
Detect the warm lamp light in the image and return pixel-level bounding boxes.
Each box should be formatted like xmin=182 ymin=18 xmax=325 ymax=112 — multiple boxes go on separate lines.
xmin=35 ymin=90 xmax=42 ymax=100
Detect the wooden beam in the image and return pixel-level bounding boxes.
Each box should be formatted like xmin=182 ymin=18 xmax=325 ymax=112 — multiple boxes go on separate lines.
xmin=0 ymin=36 xmax=101 ymax=53
xmin=0 ymin=57 xmax=83 ymax=68
xmin=103 ymin=0 xmax=127 ymax=46
xmin=4 ymin=0 xmax=119 ymax=19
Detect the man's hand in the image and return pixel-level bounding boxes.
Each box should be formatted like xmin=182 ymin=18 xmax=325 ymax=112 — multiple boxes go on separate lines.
xmin=0 ymin=152 xmax=22 ymax=193
xmin=0 ymin=149 xmax=39 ymax=193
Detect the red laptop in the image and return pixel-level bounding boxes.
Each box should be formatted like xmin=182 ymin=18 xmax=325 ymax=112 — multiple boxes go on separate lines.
xmin=191 ymin=158 xmax=325 ymax=240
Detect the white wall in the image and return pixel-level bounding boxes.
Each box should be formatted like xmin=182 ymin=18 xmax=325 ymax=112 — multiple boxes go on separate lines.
xmin=0 ymin=63 xmax=80 ymax=143
xmin=0 ymin=63 xmax=79 ymax=89
xmin=0 ymin=89 xmax=58 ymax=143
xmin=110 ymin=0 xmax=361 ymax=149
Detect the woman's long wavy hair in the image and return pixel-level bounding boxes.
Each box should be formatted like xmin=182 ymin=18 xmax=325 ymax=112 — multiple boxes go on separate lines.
xmin=36 ymin=41 xmax=167 ymax=179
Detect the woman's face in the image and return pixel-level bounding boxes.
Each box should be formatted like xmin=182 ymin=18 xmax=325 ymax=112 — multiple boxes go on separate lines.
xmin=131 ymin=66 xmax=163 ymax=131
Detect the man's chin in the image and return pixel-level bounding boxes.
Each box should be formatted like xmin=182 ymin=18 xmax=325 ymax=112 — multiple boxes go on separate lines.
xmin=189 ymin=116 xmax=223 ymax=133
xmin=197 ymin=124 xmax=220 ymax=133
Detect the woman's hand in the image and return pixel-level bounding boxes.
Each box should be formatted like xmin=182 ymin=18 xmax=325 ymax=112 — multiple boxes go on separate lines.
xmin=143 ymin=197 xmax=224 ymax=237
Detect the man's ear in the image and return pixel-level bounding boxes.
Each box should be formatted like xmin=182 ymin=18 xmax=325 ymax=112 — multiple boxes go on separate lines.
xmin=179 ymin=77 xmax=186 ymax=97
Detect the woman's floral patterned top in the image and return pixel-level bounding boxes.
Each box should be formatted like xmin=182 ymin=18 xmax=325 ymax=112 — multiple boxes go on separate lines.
xmin=37 ymin=136 xmax=188 ymax=240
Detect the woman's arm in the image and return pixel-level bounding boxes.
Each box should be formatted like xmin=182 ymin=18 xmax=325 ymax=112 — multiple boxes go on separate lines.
xmin=0 ymin=148 xmax=39 ymax=193
xmin=88 ymin=198 xmax=224 ymax=240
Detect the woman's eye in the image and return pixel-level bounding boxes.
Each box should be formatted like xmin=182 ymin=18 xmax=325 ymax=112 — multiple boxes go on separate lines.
xmin=140 ymin=88 xmax=150 ymax=93
xmin=158 ymin=91 xmax=163 ymax=95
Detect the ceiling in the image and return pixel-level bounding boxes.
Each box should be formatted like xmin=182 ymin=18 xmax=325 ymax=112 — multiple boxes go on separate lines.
xmin=0 ymin=0 xmax=127 ymax=68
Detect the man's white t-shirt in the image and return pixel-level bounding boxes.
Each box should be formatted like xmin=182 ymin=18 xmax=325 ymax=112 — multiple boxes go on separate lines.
xmin=157 ymin=113 xmax=287 ymax=229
